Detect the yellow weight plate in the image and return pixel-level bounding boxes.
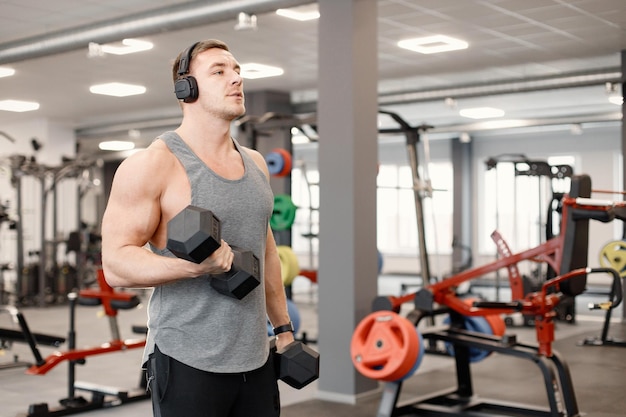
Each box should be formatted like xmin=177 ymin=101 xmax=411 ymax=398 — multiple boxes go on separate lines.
xmin=599 ymin=240 xmax=626 ymax=278
xmin=277 ymin=245 xmax=300 ymax=286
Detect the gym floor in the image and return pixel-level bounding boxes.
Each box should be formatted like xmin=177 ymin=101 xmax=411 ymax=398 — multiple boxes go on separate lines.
xmin=1 ymin=276 xmax=624 ymax=417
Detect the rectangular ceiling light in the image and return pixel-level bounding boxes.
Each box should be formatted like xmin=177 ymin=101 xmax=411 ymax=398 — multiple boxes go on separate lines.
xmin=90 ymin=82 xmax=147 ymax=97
xmin=276 ymin=6 xmax=319 ymax=21
xmin=101 ymin=39 xmax=153 ymax=55
xmin=459 ymin=107 xmax=505 ymax=119
xmin=398 ymin=35 xmax=468 ymax=54
xmin=609 ymin=96 xmax=623 ymax=105
xmin=0 ymin=67 xmax=16 ymax=78
xmin=99 ymin=140 xmax=136 ymax=151
xmin=0 ymin=99 xmax=40 ymax=112
xmin=241 ymin=63 xmax=284 ymax=79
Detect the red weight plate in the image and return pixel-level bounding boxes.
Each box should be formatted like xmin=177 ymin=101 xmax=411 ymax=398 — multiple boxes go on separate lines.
xmin=351 ymin=311 xmax=419 ymax=381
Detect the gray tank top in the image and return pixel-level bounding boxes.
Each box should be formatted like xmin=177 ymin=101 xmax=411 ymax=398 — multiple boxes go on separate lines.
xmin=143 ymin=131 xmax=273 ymax=373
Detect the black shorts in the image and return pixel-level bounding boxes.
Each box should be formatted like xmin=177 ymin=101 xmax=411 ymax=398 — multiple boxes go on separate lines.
xmin=147 ymin=345 xmax=280 ymax=417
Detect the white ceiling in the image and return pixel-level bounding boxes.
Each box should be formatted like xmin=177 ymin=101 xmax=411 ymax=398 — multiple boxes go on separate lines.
xmin=0 ymin=0 xmax=624 ymax=155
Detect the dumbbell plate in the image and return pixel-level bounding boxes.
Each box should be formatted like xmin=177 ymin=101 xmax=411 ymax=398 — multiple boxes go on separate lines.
xmin=276 ymin=341 xmax=320 ymax=390
xmin=210 ymin=250 xmax=260 ymax=300
xmin=167 ymin=205 xmax=221 ymax=263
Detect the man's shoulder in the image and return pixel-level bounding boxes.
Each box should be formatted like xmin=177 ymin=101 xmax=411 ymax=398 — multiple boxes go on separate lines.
xmin=113 ymin=142 xmax=176 ymax=182
xmin=237 ymin=143 xmax=262 ymax=160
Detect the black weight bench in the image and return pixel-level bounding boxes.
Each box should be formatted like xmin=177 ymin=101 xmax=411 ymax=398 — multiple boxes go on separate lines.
xmin=0 ymin=305 xmax=65 ymax=370
xmin=0 ymin=328 xmax=64 ymax=347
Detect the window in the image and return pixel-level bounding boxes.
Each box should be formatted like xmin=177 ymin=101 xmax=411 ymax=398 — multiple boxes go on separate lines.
xmin=289 ymin=160 xmax=454 ymax=266
xmin=377 ymin=162 xmax=453 ymax=256
xmin=290 ymin=165 xmax=319 ymax=268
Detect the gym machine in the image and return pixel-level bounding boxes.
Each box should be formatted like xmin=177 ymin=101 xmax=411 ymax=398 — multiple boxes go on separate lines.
xmin=0 ymin=166 xmax=69 ymax=370
xmin=24 ymin=269 xmax=148 ymax=416
xmin=578 ymin=238 xmax=626 ymax=347
xmin=485 ymin=154 xmax=575 ymax=324
xmin=353 ymin=175 xmax=625 ymax=417
xmin=3 ymin=152 xmax=99 ymax=307
xmin=378 ymin=110 xmax=434 ymax=287
xmin=0 ymin=199 xmax=15 ymax=305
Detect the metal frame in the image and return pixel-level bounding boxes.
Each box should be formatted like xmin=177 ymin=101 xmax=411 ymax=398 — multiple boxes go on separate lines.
xmin=377 ymin=314 xmax=579 ymax=417
xmin=24 ymin=271 xmax=148 ymax=416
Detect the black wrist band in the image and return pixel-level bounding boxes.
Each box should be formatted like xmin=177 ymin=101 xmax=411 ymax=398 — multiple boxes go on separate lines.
xmin=272 ymin=322 xmax=294 ymax=335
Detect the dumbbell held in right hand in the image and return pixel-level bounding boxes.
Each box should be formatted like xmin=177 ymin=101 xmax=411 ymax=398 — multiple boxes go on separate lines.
xmin=166 ymin=205 xmax=260 ymax=300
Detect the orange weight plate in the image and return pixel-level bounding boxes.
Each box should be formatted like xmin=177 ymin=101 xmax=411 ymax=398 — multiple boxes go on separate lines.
xmin=351 ymin=311 xmax=419 ymax=382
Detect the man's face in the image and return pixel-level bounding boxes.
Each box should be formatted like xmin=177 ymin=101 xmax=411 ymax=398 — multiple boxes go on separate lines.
xmin=191 ymin=48 xmax=245 ymax=120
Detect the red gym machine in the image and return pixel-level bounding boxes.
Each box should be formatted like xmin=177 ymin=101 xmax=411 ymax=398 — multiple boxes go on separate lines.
xmin=353 ymin=111 xmax=624 ymax=417
xmin=24 ymin=269 xmax=149 ymax=416
xmin=353 ymin=174 xmax=624 ymax=417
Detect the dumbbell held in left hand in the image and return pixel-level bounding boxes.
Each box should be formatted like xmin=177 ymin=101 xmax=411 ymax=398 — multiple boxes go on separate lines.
xmin=270 ymin=338 xmax=320 ymax=389
xmin=211 ymin=249 xmax=260 ymax=300
xmin=166 ymin=205 xmax=260 ymax=299
xmin=166 ymin=205 xmax=221 ymax=263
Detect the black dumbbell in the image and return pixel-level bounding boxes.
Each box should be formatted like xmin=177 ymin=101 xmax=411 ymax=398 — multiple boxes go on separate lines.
xmin=270 ymin=338 xmax=320 ymax=389
xmin=166 ymin=205 xmax=260 ymax=300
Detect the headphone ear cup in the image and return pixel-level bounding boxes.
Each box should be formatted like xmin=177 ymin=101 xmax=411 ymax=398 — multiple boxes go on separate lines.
xmin=174 ymin=75 xmax=199 ymax=103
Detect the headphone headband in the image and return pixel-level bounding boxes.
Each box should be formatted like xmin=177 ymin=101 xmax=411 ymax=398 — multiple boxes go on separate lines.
xmin=177 ymin=42 xmax=200 ymax=77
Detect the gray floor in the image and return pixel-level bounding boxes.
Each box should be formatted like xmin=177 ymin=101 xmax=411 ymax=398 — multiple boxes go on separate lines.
xmin=1 ymin=276 xmax=624 ymax=417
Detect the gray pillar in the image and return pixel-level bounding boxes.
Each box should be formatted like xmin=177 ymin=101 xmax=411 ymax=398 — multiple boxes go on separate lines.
xmin=317 ymin=0 xmax=379 ymax=402
xmin=451 ymin=138 xmax=473 ymax=273
xmin=621 ymin=50 xmax=626 ymax=323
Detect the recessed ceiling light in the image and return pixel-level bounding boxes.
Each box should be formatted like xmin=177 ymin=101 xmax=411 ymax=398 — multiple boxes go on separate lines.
xmin=398 ymin=35 xmax=469 ymax=54
xmin=276 ymin=7 xmax=320 ymax=21
xmin=241 ymin=63 xmax=284 ymax=79
xmin=608 ymin=96 xmax=623 ymax=105
xmin=459 ymin=107 xmax=505 ymax=119
xmin=89 ymin=82 xmax=146 ymax=97
xmin=101 ymin=39 xmax=153 ymax=55
xmin=0 ymin=67 xmax=16 ymax=78
xmin=98 ymin=140 xmax=136 ymax=151
xmin=234 ymin=12 xmax=257 ymax=31
xmin=0 ymin=99 xmax=40 ymax=112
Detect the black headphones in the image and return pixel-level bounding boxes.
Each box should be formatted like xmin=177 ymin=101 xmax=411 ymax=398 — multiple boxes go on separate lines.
xmin=174 ymin=42 xmax=200 ymax=103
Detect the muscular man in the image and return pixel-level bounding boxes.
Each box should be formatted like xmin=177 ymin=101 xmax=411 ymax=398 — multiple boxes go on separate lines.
xmin=101 ymin=39 xmax=294 ymax=417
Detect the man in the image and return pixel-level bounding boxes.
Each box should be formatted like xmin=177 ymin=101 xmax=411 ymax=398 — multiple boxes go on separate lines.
xmin=101 ymin=39 xmax=295 ymax=417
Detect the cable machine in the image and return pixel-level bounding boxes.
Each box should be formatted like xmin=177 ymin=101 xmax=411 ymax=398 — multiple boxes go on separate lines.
xmin=3 ymin=153 xmax=98 ymax=307
xmin=484 ymin=155 xmax=574 ymax=323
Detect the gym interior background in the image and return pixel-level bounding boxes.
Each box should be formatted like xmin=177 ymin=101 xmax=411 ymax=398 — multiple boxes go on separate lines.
xmin=0 ymin=1 xmax=625 ymax=416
